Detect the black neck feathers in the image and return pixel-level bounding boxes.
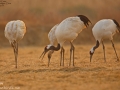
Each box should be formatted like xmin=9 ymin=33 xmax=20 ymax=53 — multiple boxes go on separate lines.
xmin=50 ymin=43 xmax=60 ymax=51
xmin=77 ymin=15 xmax=92 ymax=27
xmin=93 ymin=40 xmax=99 ymax=51
xmin=112 ymin=19 xmax=120 ymax=32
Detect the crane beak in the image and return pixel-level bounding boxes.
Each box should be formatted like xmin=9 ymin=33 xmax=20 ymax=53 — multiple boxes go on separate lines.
xmin=39 ymin=50 xmax=48 ymax=60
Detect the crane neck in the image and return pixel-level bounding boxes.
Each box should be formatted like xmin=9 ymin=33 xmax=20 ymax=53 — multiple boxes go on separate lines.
xmin=93 ymin=40 xmax=99 ymax=51
xmin=112 ymin=19 xmax=120 ymax=33
xmin=53 ymin=43 xmax=60 ymax=51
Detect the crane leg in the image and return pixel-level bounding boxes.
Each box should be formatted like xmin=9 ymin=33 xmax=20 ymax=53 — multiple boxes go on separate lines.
xmin=102 ymin=41 xmax=106 ymax=62
xmin=60 ymin=47 xmax=65 ymax=66
xmin=60 ymin=48 xmax=62 ymax=66
xmin=14 ymin=42 xmax=18 ymax=68
xmin=47 ymin=51 xmax=52 ymax=67
xmin=62 ymin=47 xmax=65 ymax=66
xmin=48 ymin=50 xmax=54 ymax=67
xmin=11 ymin=41 xmax=18 ymax=68
xmin=70 ymin=49 xmax=72 ymax=66
xmin=111 ymin=40 xmax=119 ymax=61
xmin=72 ymin=44 xmax=75 ymax=66
xmin=70 ymin=42 xmax=75 ymax=66
xmin=48 ymin=58 xmax=50 ymax=67
xmin=16 ymin=42 xmax=18 ymax=68
xmin=48 ymin=55 xmax=51 ymax=67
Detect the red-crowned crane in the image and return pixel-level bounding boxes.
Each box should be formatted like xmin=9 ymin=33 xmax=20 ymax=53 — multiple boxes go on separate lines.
xmin=40 ymin=15 xmax=91 ymax=66
xmin=5 ymin=20 xmax=26 ymax=68
xmin=90 ymin=19 xmax=120 ymax=62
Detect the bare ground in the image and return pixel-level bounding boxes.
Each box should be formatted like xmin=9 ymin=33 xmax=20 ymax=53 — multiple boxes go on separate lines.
xmin=0 ymin=44 xmax=120 ymax=90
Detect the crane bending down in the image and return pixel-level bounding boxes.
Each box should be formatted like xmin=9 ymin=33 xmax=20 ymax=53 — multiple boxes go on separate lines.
xmin=40 ymin=15 xmax=91 ymax=66
xmin=40 ymin=24 xmax=59 ymax=66
xmin=5 ymin=20 xmax=26 ymax=68
xmin=90 ymin=19 xmax=120 ymax=62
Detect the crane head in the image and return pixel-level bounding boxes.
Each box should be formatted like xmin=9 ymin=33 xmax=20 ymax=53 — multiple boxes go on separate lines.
xmin=89 ymin=40 xmax=99 ymax=62
xmin=39 ymin=44 xmax=60 ymax=60
xmin=89 ymin=47 xmax=94 ymax=62
xmin=39 ymin=45 xmax=51 ymax=60
xmin=39 ymin=45 xmax=55 ymax=60
xmin=77 ymin=15 xmax=92 ymax=28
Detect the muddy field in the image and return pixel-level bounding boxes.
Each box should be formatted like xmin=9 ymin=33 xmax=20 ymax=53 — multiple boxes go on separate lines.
xmin=0 ymin=44 xmax=120 ymax=90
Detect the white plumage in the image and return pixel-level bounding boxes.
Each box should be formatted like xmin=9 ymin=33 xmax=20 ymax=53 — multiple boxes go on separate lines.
xmin=92 ymin=19 xmax=118 ymax=42
xmin=40 ymin=15 xmax=91 ymax=66
xmin=5 ymin=20 xmax=26 ymax=68
xmin=90 ymin=19 xmax=120 ymax=62
xmin=55 ymin=17 xmax=86 ymax=46
xmin=48 ymin=24 xmax=58 ymax=46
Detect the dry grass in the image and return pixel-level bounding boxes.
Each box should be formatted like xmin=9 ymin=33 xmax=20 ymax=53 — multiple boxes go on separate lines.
xmin=0 ymin=44 xmax=120 ymax=90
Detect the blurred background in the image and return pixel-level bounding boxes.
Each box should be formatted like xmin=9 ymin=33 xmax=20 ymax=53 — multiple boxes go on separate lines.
xmin=0 ymin=0 xmax=120 ymax=47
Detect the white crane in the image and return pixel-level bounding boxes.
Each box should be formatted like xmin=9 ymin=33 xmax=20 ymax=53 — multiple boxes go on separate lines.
xmin=40 ymin=15 xmax=91 ymax=66
xmin=90 ymin=19 xmax=120 ymax=62
xmin=4 ymin=20 xmax=26 ymax=68
xmin=40 ymin=24 xmax=59 ymax=66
